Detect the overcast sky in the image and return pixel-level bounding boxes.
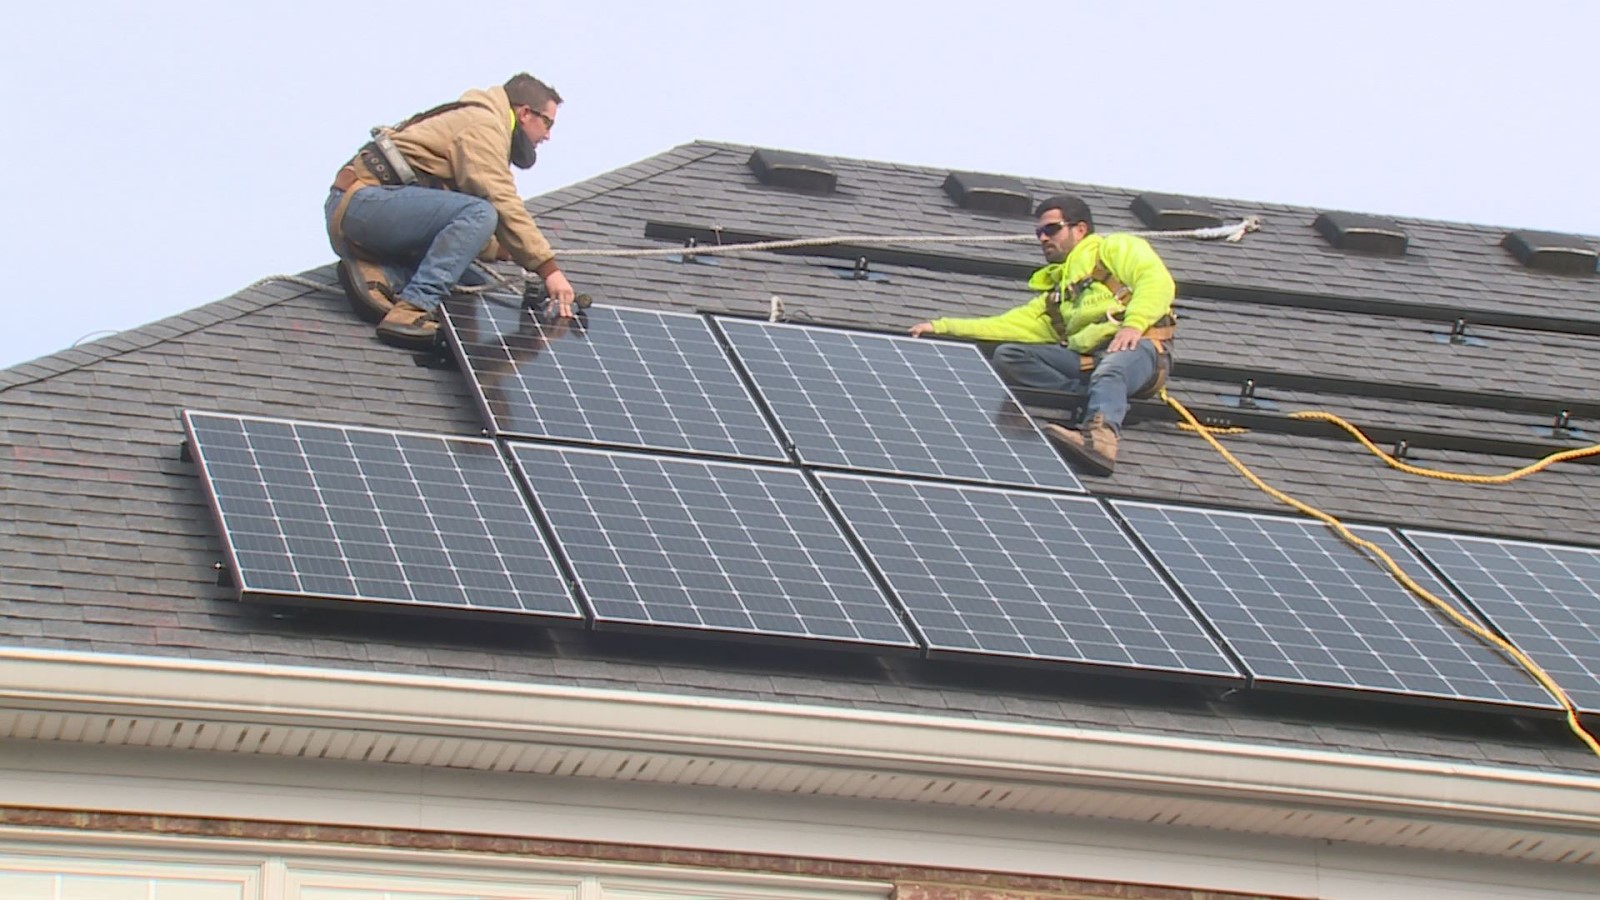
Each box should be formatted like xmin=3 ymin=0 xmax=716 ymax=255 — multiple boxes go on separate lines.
xmin=3 ymin=1 xmax=1596 ymax=371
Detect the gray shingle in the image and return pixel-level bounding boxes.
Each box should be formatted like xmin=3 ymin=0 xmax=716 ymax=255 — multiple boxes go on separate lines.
xmin=2 ymin=141 xmax=1597 ymax=777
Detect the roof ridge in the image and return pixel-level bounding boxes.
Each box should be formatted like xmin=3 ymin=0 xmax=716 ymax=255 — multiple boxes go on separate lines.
xmin=532 ymin=142 xmax=729 ymax=218
xmin=0 ymin=268 xmax=340 ymax=395
xmin=1 ymin=145 xmax=727 ymax=395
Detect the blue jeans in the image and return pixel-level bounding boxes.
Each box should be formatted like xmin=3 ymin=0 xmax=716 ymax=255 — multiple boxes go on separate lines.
xmin=324 ymin=186 xmax=497 ymax=311
xmin=992 ymin=340 xmax=1164 ymax=432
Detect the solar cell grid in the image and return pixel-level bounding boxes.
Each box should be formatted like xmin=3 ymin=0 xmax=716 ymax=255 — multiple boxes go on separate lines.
xmin=183 ymin=411 xmax=579 ymax=618
xmin=1114 ymin=502 xmax=1555 ymax=709
xmin=443 ymin=299 xmax=785 ymax=460
xmin=1403 ymin=531 xmax=1600 ymax=714
xmin=511 ymin=443 xmax=916 ymax=648
xmin=820 ymin=474 xmax=1240 ymax=676
xmin=718 ymin=318 xmax=1084 ymax=491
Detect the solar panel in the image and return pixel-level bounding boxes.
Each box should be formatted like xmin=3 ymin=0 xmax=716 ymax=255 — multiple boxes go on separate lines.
xmin=1114 ymin=502 xmax=1555 ymax=709
xmin=510 ymin=443 xmax=916 ymax=648
xmin=717 ymin=318 xmax=1084 ymax=492
xmin=819 ymin=474 xmax=1240 ymax=677
xmin=183 ymin=411 xmax=579 ymax=619
xmin=442 ymin=299 xmax=786 ymax=461
xmin=1403 ymin=531 xmax=1600 ymax=714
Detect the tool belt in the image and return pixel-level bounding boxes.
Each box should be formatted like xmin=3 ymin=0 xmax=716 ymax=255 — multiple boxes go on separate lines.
xmin=327 ymin=152 xmax=448 ymax=250
xmin=358 ymin=142 xmax=408 ymax=186
xmin=327 ymin=100 xmax=470 ymax=254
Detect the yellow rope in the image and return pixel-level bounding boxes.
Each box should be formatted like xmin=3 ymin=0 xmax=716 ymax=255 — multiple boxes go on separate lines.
xmin=1161 ymin=390 xmax=1600 ymax=758
xmin=1291 ymin=410 xmax=1600 ymax=483
xmin=1177 ymin=422 xmax=1249 ymax=435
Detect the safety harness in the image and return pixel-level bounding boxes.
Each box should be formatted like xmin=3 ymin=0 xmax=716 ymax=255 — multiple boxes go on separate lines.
xmin=1044 ymin=256 xmax=1177 ymax=399
xmin=326 ymin=101 xmax=469 ymax=251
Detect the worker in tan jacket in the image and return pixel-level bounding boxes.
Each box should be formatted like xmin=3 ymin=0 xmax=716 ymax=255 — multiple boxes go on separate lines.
xmin=324 ymin=73 xmax=577 ymax=347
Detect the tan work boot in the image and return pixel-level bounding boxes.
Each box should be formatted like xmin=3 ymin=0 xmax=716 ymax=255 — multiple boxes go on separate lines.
xmin=375 ymin=300 xmax=438 ymax=349
xmin=336 ymin=257 xmax=399 ymax=324
xmin=1043 ymin=414 xmax=1119 ymax=476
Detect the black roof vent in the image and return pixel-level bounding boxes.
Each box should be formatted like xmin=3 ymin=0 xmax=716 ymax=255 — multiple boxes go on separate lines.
xmin=942 ymin=171 xmax=1033 ymax=218
xmin=747 ymin=148 xmax=837 ymax=194
xmin=1130 ymin=192 xmax=1225 ymax=230
xmin=1314 ymin=211 xmax=1409 ymax=256
xmin=1500 ymin=230 xmax=1598 ymax=276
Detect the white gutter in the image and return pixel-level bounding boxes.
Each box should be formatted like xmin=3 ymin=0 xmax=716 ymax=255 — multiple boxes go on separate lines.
xmin=0 ymin=647 xmax=1595 ymax=834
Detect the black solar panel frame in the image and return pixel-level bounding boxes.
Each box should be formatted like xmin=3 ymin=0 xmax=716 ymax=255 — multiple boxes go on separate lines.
xmin=818 ymin=473 xmax=1244 ymax=682
xmin=714 ymin=317 xmax=1085 ymax=493
xmin=1401 ymin=530 xmax=1600 ymax=716
xmin=182 ymin=410 xmax=582 ymax=623
xmin=1113 ymin=501 xmax=1558 ymax=712
xmin=441 ymin=299 xmax=788 ymax=463
xmin=508 ymin=442 xmax=920 ymax=654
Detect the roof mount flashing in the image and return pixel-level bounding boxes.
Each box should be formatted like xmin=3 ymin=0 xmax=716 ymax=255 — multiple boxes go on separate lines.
xmin=942 ymin=171 xmax=1033 ymax=218
xmin=747 ymin=148 xmax=837 ymax=194
xmin=1500 ymin=230 xmax=1598 ymax=276
xmin=1314 ymin=211 xmax=1409 ymax=256
xmin=1130 ymin=192 xmax=1225 ymax=231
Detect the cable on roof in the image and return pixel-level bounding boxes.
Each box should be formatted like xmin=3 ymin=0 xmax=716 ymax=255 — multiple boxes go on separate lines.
xmin=1161 ymin=388 xmax=1600 ymax=759
xmin=1291 ymin=410 xmax=1600 ymax=483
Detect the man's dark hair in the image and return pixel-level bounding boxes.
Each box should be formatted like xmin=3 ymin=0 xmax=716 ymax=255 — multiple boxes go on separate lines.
xmin=1034 ymin=195 xmax=1094 ymax=233
xmin=505 ymin=73 xmax=562 ymax=109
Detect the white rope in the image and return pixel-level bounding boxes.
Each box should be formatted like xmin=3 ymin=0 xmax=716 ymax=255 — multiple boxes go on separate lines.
xmin=554 ymin=216 xmax=1266 ymax=260
xmin=246 ymin=269 xmax=522 ymax=298
xmin=253 ymin=216 xmax=1265 ymax=300
xmin=243 ymin=274 xmax=334 ymax=293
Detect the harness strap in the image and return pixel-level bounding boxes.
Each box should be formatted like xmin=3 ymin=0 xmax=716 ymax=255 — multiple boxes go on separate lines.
xmin=1045 ymin=253 xmax=1136 ymax=345
xmin=329 ymin=102 xmax=472 ymax=250
xmin=1091 ymin=260 xmax=1131 ymax=302
xmin=391 ymin=99 xmax=470 ymax=133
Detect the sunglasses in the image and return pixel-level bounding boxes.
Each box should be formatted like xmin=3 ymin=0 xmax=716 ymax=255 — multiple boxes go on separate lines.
xmin=1035 ymin=220 xmax=1077 ymax=239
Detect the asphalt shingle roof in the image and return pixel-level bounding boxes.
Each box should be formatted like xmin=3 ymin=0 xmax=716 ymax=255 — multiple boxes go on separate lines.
xmin=3 ymin=140 xmax=1598 ymax=776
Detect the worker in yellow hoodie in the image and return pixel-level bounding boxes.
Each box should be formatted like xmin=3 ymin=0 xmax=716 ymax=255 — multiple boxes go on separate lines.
xmin=325 ymin=73 xmax=577 ymax=348
xmin=910 ymin=195 xmax=1175 ymax=475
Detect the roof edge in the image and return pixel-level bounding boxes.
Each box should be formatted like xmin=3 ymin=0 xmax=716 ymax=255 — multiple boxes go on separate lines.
xmin=0 ymin=270 xmax=340 ymax=394
xmin=0 ymin=647 xmax=1594 ymax=856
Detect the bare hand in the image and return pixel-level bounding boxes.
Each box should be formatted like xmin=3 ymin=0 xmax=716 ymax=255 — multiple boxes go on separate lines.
xmin=1106 ymin=326 xmax=1142 ymax=353
xmin=909 ymin=322 xmax=935 ymax=337
xmin=542 ymin=270 xmax=577 ymax=318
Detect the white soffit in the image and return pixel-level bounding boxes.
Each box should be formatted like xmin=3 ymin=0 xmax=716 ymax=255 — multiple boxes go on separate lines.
xmin=0 ymin=647 xmax=1596 ymax=869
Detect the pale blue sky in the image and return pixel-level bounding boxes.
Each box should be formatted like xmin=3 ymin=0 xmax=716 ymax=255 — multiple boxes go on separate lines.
xmin=3 ymin=1 xmax=1596 ymax=370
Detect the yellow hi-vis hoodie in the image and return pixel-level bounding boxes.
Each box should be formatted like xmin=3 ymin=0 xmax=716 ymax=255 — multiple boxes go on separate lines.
xmin=929 ymin=233 xmax=1175 ymax=354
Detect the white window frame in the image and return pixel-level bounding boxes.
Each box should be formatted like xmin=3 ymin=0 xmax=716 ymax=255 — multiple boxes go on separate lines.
xmin=0 ymin=835 xmax=890 ymax=900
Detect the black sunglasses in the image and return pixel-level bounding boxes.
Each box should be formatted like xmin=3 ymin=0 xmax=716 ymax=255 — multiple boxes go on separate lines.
xmin=1035 ymin=220 xmax=1077 ymax=239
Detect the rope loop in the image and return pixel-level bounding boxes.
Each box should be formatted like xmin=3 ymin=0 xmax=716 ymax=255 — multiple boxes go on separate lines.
xmin=1162 ymin=390 xmax=1600 ymax=758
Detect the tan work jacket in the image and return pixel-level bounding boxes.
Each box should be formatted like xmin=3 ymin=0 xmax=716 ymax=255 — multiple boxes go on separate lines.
xmin=391 ymin=86 xmax=556 ymax=273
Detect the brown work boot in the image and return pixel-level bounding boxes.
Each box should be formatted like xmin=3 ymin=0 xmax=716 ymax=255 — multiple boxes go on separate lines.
xmin=375 ymin=300 xmax=438 ymax=349
xmin=1043 ymin=414 xmax=1119 ymax=476
xmin=336 ymin=257 xmax=398 ymax=324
